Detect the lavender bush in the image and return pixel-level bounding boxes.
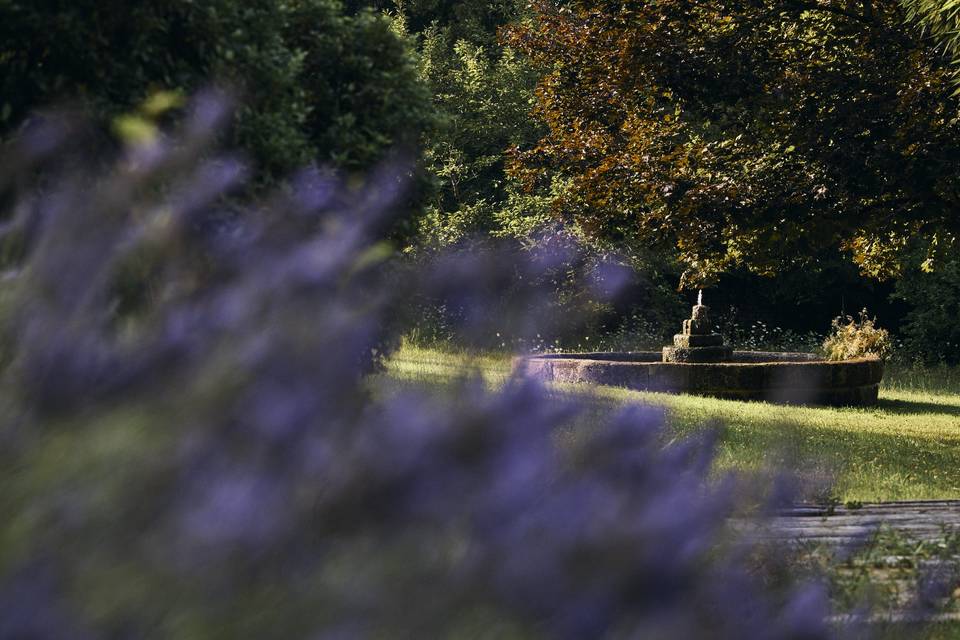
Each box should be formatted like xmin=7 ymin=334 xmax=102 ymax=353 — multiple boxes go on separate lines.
xmin=0 ymin=97 xmax=834 ymax=639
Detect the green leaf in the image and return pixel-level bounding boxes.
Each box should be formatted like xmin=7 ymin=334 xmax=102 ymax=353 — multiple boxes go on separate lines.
xmin=140 ymin=90 xmax=184 ymax=118
xmin=112 ymin=115 xmax=157 ymax=146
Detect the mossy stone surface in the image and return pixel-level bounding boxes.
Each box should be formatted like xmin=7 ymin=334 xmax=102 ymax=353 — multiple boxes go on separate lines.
xmin=517 ymin=351 xmax=885 ymax=406
xmin=663 ymin=345 xmax=734 ymax=363
xmin=672 ymin=333 xmax=725 ymax=348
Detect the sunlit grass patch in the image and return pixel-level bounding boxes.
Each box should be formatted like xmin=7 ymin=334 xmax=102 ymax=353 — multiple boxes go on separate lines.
xmin=382 ymin=342 xmax=513 ymax=388
xmin=386 ymin=345 xmax=960 ymax=502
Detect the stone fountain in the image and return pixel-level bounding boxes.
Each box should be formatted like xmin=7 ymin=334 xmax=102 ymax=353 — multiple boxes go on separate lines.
xmin=516 ymin=292 xmax=884 ymax=406
xmin=663 ymin=291 xmax=732 ymax=363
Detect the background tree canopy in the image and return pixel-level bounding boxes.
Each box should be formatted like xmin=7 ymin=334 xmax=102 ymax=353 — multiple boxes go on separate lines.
xmin=506 ymin=0 xmax=960 ymax=287
xmin=2 ymin=0 xmax=959 ymax=361
xmin=0 ymin=0 xmax=432 ymax=177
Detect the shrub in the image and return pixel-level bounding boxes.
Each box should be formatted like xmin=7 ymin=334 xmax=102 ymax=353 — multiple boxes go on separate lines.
xmin=0 ymin=102 xmax=834 ymax=638
xmin=893 ymin=258 xmax=960 ymax=365
xmin=822 ymin=309 xmax=894 ymax=361
xmin=420 ymin=37 xmax=542 ymax=240
xmin=0 ymin=0 xmax=432 ymax=179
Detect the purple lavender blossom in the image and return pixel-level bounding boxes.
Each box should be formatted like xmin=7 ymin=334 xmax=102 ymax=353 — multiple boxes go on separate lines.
xmin=0 ymin=97 xmax=838 ymax=639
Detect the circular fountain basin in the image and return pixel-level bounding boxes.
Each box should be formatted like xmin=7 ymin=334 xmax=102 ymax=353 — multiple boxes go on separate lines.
xmin=516 ymin=351 xmax=884 ymax=406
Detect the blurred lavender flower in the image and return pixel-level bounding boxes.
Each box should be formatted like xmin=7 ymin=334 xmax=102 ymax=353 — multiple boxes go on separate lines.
xmin=0 ymin=97 xmax=834 ymax=639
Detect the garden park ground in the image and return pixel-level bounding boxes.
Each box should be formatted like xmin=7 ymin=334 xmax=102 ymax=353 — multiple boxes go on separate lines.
xmin=383 ymin=344 xmax=960 ymax=503
xmin=383 ymin=345 xmax=960 ymax=631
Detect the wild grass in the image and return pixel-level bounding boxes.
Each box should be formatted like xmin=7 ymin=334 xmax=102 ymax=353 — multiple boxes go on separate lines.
xmin=384 ymin=343 xmax=960 ymax=503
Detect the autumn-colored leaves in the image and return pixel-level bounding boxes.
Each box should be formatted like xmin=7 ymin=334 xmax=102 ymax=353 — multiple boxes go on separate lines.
xmin=504 ymin=0 xmax=960 ymax=287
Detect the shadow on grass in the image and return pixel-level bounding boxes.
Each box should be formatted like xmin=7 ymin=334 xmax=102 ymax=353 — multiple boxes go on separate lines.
xmin=876 ymin=398 xmax=960 ymax=417
xmin=381 ymin=356 xmax=960 ymax=499
xmin=550 ymin=385 xmax=960 ymax=500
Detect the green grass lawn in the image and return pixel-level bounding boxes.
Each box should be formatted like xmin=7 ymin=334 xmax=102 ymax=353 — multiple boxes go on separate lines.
xmin=385 ymin=345 xmax=960 ymax=502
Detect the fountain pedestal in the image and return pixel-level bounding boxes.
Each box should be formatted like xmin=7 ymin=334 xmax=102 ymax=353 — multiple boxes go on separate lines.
xmin=663 ymin=301 xmax=733 ymax=363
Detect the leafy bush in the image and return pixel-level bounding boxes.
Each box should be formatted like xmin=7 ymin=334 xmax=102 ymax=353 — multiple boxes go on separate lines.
xmin=413 ymin=22 xmax=543 ymax=248
xmin=0 ymin=100 xmax=836 ymax=638
xmin=287 ymin=2 xmax=433 ymax=174
xmin=0 ymin=0 xmax=432 ymax=179
xmin=822 ymin=309 xmax=894 ymax=361
xmin=893 ymin=258 xmax=960 ymax=365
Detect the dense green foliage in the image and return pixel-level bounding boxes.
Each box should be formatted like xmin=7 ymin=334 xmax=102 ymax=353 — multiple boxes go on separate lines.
xmin=373 ymin=0 xmax=548 ymax=248
xmin=902 ymin=0 xmax=960 ymax=80
xmin=2 ymin=0 xmax=959 ymax=355
xmin=365 ymin=0 xmax=520 ymax=47
xmin=414 ymin=30 xmax=544 ymax=247
xmin=0 ymin=0 xmax=432 ymax=176
xmin=895 ymin=257 xmax=960 ymax=364
xmin=382 ymin=0 xmax=960 ymax=357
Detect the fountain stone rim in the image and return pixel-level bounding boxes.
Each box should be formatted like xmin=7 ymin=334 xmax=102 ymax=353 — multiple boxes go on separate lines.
xmin=514 ymin=350 xmax=884 ymax=406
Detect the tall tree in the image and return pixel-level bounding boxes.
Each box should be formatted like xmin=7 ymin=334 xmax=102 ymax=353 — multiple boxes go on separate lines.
xmin=506 ymin=0 xmax=960 ymax=287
